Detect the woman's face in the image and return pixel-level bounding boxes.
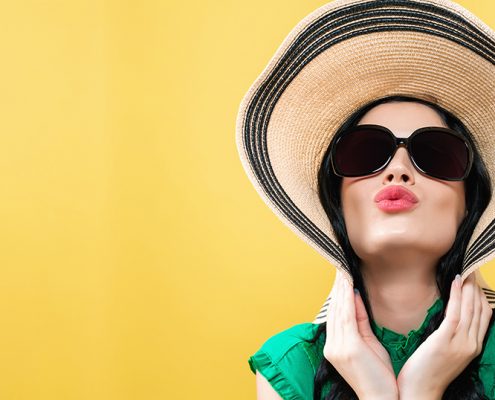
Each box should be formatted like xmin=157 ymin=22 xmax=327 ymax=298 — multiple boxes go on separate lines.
xmin=341 ymin=101 xmax=466 ymax=262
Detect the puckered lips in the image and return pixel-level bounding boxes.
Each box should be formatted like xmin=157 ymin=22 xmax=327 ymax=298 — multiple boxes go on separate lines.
xmin=374 ymin=185 xmax=419 ymax=212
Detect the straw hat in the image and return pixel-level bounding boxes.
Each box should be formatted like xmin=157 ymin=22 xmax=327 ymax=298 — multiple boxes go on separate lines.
xmin=235 ymin=0 xmax=495 ymax=323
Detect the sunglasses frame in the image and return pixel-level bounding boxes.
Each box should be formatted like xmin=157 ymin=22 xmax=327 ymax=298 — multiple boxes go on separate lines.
xmin=330 ymin=124 xmax=474 ymax=181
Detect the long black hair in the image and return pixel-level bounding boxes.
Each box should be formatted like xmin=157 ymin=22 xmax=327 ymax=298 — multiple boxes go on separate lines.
xmin=310 ymin=95 xmax=495 ymax=399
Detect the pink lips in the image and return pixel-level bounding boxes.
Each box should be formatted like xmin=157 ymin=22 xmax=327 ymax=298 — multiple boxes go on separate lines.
xmin=374 ymin=185 xmax=419 ymax=212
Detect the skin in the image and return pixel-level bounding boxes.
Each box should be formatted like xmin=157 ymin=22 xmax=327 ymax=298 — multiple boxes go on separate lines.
xmin=323 ymin=101 xmax=493 ymax=399
xmin=255 ymin=101 xmax=493 ymax=399
xmin=327 ymin=269 xmax=492 ymax=399
xmin=341 ymin=101 xmax=465 ymax=334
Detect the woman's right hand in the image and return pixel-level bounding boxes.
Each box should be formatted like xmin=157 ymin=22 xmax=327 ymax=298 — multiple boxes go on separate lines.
xmin=324 ymin=270 xmax=399 ymax=400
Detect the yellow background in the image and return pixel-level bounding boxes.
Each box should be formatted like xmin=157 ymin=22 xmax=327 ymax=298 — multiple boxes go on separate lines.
xmin=0 ymin=0 xmax=493 ymax=399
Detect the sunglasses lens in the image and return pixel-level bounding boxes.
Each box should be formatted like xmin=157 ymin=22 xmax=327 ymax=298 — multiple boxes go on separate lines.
xmin=333 ymin=128 xmax=395 ymax=176
xmin=411 ymin=130 xmax=469 ymax=180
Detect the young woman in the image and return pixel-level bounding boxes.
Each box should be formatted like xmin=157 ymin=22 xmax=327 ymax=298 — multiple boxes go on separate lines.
xmin=236 ymin=0 xmax=495 ymax=399
xmin=312 ymin=95 xmax=495 ymax=399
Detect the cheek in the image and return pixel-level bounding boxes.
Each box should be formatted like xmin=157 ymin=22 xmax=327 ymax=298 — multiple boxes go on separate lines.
xmin=427 ymin=185 xmax=466 ymax=231
xmin=341 ymin=182 xmax=372 ymax=240
xmin=414 ymin=191 xmax=465 ymax=253
xmin=424 ymin=179 xmax=465 ymax=225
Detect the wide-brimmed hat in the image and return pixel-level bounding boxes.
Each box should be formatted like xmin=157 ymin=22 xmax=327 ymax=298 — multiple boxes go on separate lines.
xmin=235 ymin=0 xmax=495 ymax=323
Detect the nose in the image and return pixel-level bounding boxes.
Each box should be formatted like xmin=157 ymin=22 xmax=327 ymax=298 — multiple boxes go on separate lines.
xmin=381 ymin=144 xmax=416 ymax=184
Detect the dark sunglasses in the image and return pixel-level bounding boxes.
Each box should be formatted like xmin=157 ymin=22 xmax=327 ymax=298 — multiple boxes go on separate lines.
xmin=329 ymin=124 xmax=474 ymax=181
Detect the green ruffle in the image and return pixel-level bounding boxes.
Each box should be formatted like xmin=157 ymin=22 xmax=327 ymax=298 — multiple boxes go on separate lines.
xmin=248 ymin=350 xmax=302 ymax=400
xmin=370 ymin=297 xmax=444 ymax=361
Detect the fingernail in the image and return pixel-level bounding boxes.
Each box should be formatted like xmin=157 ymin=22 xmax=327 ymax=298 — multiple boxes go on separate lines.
xmin=354 ymin=288 xmax=359 ymax=295
xmin=455 ymin=274 xmax=461 ymax=287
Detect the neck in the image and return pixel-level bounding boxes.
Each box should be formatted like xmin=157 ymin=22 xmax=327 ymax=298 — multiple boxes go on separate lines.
xmin=361 ymin=257 xmax=441 ymax=336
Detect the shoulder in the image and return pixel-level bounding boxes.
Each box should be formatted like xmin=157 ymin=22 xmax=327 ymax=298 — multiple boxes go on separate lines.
xmin=257 ymin=322 xmax=322 ymax=362
xmin=248 ymin=322 xmax=324 ymax=399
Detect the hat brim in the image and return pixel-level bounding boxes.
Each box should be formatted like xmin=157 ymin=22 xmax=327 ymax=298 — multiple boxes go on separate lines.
xmin=236 ymin=0 xmax=495 ymax=318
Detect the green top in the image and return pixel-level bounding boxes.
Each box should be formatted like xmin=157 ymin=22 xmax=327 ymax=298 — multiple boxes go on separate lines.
xmin=248 ymin=297 xmax=495 ymax=399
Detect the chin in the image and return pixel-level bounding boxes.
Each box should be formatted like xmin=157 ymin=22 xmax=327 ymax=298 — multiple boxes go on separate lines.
xmin=354 ymin=236 xmax=455 ymax=260
xmin=352 ymin=236 xmax=419 ymax=255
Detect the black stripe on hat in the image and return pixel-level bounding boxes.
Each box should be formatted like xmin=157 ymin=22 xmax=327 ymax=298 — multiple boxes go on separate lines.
xmin=482 ymin=288 xmax=495 ymax=309
xmin=463 ymin=219 xmax=495 ymax=270
xmin=242 ymin=0 xmax=495 ymax=274
xmin=464 ymin=219 xmax=495 ymax=259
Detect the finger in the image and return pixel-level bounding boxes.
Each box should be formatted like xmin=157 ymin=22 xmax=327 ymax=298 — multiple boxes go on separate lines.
xmin=327 ymin=272 xmax=339 ymax=340
xmin=330 ymin=270 xmax=340 ymax=298
xmin=337 ymin=271 xmax=345 ymax=330
xmin=327 ymin=272 xmax=338 ymax=313
xmin=337 ymin=271 xmax=349 ymax=340
xmin=459 ymin=273 xmax=476 ymax=336
xmin=442 ymin=275 xmax=462 ymax=336
xmin=326 ymin=272 xmax=337 ymax=330
xmin=478 ymin=288 xmax=493 ymax=347
xmin=332 ymin=270 xmax=344 ymax=343
xmin=337 ymin=271 xmax=348 ymax=344
xmin=468 ymin=282 xmax=481 ymax=343
xmin=354 ymin=288 xmax=373 ymax=337
xmin=343 ymin=275 xmax=357 ymax=331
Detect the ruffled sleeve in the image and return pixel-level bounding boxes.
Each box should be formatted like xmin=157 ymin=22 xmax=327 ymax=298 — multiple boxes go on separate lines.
xmin=248 ymin=323 xmax=322 ymax=400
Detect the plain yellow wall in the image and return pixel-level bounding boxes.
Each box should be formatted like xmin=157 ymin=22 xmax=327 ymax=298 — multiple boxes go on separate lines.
xmin=0 ymin=1 xmax=493 ymax=399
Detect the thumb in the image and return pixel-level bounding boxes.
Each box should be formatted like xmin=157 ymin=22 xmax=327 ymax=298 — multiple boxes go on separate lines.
xmin=354 ymin=289 xmax=374 ymax=337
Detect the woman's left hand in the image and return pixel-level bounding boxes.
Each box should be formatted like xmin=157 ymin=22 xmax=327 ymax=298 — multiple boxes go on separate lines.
xmin=396 ymin=273 xmax=493 ymax=399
